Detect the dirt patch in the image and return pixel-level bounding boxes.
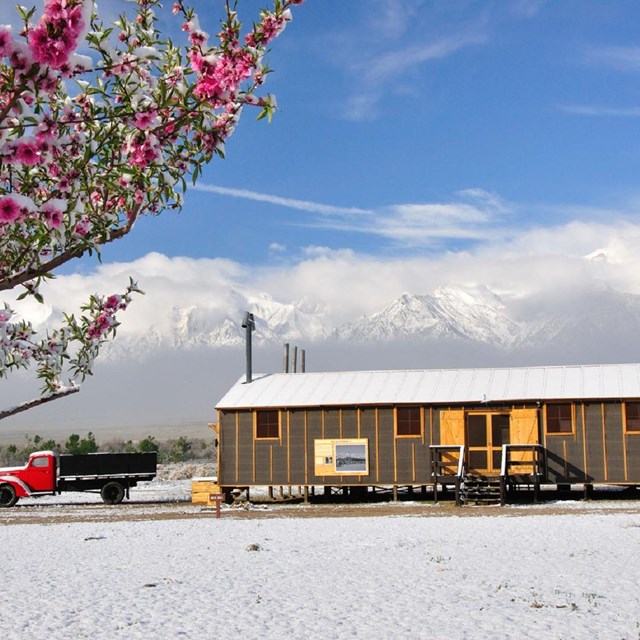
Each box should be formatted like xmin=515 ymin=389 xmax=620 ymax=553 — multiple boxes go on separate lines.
xmin=3 ymin=497 xmax=640 ymax=526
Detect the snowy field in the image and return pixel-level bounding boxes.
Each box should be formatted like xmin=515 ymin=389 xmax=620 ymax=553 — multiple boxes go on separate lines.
xmin=2 ymin=480 xmax=640 ymax=640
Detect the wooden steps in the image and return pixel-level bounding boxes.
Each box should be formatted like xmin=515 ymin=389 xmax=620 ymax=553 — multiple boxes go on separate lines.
xmin=460 ymin=474 xmax=502 ymax=505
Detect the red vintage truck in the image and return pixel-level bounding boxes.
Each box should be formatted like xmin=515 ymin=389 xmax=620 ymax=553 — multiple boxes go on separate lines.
xmin=0 ymin=450 xmax=157 ymax=507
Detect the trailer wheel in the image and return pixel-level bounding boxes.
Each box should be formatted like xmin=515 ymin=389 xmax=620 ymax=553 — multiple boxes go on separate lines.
xmin=0 ymin=484 xmax=18 ymax=508
xmin=100 ymin=482 xmax=125 ymax=505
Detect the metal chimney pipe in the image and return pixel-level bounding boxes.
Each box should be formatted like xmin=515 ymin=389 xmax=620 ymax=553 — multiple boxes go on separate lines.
xmin=301 ymin=349 xmax=306 ymax=373
xmin=283 ymin=343 xmax=290 ymax=373
xmin=241 ymin=312 xmax=255 ymax=383
xmin=292 ymin=346 xmax=298 ymax=373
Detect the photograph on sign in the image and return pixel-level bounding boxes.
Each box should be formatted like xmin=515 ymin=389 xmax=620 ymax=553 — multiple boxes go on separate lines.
xmin=314 ymin=439 xmax=369 ymax=476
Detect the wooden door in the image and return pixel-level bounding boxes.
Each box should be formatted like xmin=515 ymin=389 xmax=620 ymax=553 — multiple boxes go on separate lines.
xmin=466 ymin=413 xmax=510 ymax=474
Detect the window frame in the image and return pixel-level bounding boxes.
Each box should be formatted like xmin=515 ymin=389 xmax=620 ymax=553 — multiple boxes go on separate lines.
xmin=395 ymin=406 xmax=423 ymax=438
xmin=254 ymin=409 xmax=280 ymax=440
xmin=545 ymin=402 xmax=574 ymax=435
xmin=624 ymin=401 xmax=640 ymax=434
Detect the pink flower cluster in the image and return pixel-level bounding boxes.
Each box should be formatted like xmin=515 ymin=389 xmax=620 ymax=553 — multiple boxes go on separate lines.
xmin=245 ymin=9 xmax=293 ymax=48
xmin=86 ymin=295 xmax=128 ymax=341
xmin=1 ymin=134 xmax=58 ymax=167
xmin=27 ymin=0 xmax=90 ymax=70
xmin=0 ymin=194 xmax=38 ymax=227
xmin=122 ymin=132 xmax=163 ymax=168
xmin=189 ymin=49 xmax=254 ymax=105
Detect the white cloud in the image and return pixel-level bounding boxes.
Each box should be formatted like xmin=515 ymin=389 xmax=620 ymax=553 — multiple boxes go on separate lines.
xmin=586 ymin=46 xmax=640 ymax=71
xmin=316 ymin=4 xmax=488 ymax=121
xmin=508 ymin=0 xmax=548 ymax=19
xmin=7 ymin=218 xmax=640 ymax=346
xmin=196 ymin=183 xmax=513 ymax=248
xmin=269 ymin=242 xmax=287 ymax=254
xmin=194 ymin=183 xmax=371 ymax=217
xmin=560 ymin=105 xmax=640 ymax=117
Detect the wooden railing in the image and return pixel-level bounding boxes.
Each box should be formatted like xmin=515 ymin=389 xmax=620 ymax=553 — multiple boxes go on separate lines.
xmin=429 ymin=444 xmax=465 ymax=478
xmin=500 ymin=444 xmax=545 ymax=478
xmin=499 ymin=444 xmax=545 ymax=505
xmin=429 ymin=445 xmax=465 ymax=505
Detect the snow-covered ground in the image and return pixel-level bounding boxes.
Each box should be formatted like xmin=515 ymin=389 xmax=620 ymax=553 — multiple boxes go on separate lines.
xmin=2 ymin=478 xmax=640 ymax=639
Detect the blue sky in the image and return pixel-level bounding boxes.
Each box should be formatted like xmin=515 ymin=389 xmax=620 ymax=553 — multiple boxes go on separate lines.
xmin=94 ymin=0 xmax=640 ymax=266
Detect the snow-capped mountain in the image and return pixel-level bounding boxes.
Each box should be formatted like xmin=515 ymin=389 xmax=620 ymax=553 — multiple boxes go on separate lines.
xmin=335 ymin=287 xmax=521 ymax=346
xmin=103 ymin=282 xmax=640 ymax=362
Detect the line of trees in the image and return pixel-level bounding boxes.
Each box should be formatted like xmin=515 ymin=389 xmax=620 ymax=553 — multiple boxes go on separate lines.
xmin=0 ymin=431 xmax=215 ymax=465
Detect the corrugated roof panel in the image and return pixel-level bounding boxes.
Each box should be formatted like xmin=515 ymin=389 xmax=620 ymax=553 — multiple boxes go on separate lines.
xmin=485 ymin=368 xmax=510 ymax=402
xmin=215 ymin=363 xmax=640 ymax=410
xmin=456 ymin=369 xmax=483 ymax=403
xmin=620 ymin=364 xmax=640 ymax=398
xmin=504 ymin=367 xmax=527 ymax=400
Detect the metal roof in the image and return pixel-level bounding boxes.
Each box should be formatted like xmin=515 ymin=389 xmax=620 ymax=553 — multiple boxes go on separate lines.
xmin=215 ymin=363 xmax=640 ymax=409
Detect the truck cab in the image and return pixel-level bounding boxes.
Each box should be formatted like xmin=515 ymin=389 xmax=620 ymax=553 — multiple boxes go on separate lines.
xmin=0 ymin=451 xmax=57 ymax=506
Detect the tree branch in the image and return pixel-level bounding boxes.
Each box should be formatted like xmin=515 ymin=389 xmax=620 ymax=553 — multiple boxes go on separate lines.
xmin=0 ymin=385 xmax=79 ymax=421
xmin=0 ymin=202 xmax=143 ymax=292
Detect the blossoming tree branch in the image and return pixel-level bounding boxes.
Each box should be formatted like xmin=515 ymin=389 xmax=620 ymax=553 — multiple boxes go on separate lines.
xmin=0 ymin=0 xmax=301 ymax=420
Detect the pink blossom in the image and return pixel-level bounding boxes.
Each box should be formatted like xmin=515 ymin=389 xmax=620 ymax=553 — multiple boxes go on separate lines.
xmin=13 ymin=138 xmax=43 ymax=166
xmin=0 ymin=26 xmax=12 ymax=57
xmin=134 ymin=110 xmax=158 ymax=130
xmin=104 ymin=295 xmax=121 ymax=310
xmin=0 ymin=196 xmax=21 ymax=225
xmin=73 ymin=215 xmax=92 ymax=236
xmin=42 ymin=200 xmax=66 ymax=229
xmin=27 ymin=0 xmax=88 ymax=70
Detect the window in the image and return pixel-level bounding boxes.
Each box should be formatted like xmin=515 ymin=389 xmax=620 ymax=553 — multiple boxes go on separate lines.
xmin=31 ymin=457 xmax=50 ymax=468
xmin=396 ymin=406 xmax=422 ymax=437
xmin=255 ymin=410 xmax=279 ymax=439
xmin=546 ymin=403 xmax=573 ymax=434
xmin=625 ymin=402 xmax=640 ymax=433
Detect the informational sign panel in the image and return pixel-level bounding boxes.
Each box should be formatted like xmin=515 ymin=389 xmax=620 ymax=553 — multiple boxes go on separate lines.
xmin=314 ymin=438 xmax=369 ymax=476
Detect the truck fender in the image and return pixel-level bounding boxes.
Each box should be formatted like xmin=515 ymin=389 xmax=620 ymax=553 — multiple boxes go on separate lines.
xmin=0 ymin=475 xmax=32 ymax=498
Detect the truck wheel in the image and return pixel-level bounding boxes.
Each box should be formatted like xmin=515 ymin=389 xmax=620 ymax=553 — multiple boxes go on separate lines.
xmin=101 ymin=482 xmax=125 ymax=505
xmin=0 ymin=484 xmax=18 ymax=508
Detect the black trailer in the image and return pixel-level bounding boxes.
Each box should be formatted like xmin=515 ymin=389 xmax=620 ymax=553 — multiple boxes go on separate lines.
xmin=57 ymin=452 xmax=158 ymax=504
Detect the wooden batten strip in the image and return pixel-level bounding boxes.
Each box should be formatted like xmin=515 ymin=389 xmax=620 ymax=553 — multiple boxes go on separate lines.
xmin=581 ymin=403 xmax=588 ymax=483
xmin=412 ymin=443 xmax=416 ymax=483
xmin=375 ymin=408 xmax=380 ymax=483
xmin=287 ymin=410 xmax=291 ymax=485
xmin=252 ymin=420 xmax=256 ymax=484
xmin=216 ymin=410 xmax=222 ymax=481
xmin=622 ymin=403 xmax=629 ymax=482
xmin=235 ymin=412 xmax=239 ymax=485
xmin=304 ymin=410 xmax=309 ymax=485
xmin=270 ymin=444 xmax=274 ymax=484
xmin=429 ymin=407 xmax=433 ymax=445
xmin=357 ymin=408 xmax=362 ymax=482
xmin=393 ymin=412 xmax=398 ymax=484
xmin=601 ymin=402 xmax=608 ymax=482
xmin=562 ymin=440 xmax=568 ymax=479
